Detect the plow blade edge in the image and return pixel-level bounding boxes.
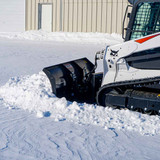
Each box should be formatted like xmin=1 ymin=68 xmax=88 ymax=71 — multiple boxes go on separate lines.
xmin=43 ymin=58 xmax=95 ymax=102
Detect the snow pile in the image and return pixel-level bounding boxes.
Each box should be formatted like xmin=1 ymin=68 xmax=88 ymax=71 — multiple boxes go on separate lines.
xmin=0 ymin=72 xmax=160 ymax=136
xmin=0 ymin=30 xmax=123 ymax=44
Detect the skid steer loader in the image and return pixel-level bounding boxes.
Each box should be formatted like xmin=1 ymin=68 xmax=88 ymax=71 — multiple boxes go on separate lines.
xmin=43 ymin=0 xmax=160 ymax=115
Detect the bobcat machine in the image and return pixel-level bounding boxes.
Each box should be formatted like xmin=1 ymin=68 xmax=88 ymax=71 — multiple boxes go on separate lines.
xmin=43 ymin=0 xmax=160 ymax=115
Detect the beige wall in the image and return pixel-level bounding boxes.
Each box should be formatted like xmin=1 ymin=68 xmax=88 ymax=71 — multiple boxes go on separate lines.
xmin=26 ymin=0 xmax=130 ymax=34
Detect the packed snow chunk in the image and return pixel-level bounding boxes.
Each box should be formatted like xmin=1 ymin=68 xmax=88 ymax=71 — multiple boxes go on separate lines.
xmin=0 ymin=72 xmax=160 ymax=135
xmin=0 ymin=72 xmax=60 ymax=113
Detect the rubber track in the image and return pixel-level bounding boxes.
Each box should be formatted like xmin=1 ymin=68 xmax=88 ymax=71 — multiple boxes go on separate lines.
xmin=97 ymin=76 xmax=160 ymax=106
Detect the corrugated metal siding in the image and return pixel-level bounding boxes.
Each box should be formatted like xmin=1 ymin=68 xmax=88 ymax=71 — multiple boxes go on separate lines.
xmin=26 ymin=0 xmax=130 ymax=34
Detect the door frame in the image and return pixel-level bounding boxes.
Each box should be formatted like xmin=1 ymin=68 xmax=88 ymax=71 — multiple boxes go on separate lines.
xmin=38 ymin=3 xmax=53 ymax=31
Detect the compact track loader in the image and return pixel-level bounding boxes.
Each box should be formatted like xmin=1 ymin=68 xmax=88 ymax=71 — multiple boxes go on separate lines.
xmin=43 ymin=0 xmax=160 ymax=115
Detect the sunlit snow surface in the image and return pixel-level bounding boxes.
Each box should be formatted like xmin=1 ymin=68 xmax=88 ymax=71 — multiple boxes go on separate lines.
xmin=0 ymin=72 xmax=160 ymax=136
xmin=0 ymin=30 xmax=122 ymax=44
xmin=0 ymin=31 xmax=160 ymax=160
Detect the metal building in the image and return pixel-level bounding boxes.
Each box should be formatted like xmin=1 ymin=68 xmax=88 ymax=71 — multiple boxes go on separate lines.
xmin=25 ymin=0 xmax=129 ymax=34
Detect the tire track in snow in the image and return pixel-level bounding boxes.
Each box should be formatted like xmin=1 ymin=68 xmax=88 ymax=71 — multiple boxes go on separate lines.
xmin=0 ymin=103 xmax=48 ymax=159
xmin=0 ymin=102 xmax=160 ymax=160
xmin=48 ymin=137 xmax=60 ymax=149
xmin=0 ymin=95 xmax=130 ymax=160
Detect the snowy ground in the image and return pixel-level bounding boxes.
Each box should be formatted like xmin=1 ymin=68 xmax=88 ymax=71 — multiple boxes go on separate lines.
xmin=0 ymin=31 xmax=160 ymax=160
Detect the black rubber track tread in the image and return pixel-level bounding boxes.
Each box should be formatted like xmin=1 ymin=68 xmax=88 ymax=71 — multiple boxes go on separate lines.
xmin=96 ymin=76 xmax=160 ymax=108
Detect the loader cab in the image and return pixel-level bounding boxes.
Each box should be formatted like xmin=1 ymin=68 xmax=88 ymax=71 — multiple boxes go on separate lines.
xmin=123 ymin=0 xmax=160 ymax=41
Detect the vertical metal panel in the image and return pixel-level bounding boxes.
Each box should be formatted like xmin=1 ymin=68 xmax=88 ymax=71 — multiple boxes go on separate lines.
xmin=52 ymin=0 xmax=56 ymax=32
xmin=78 ymin=0 xmax=83 ymax=32
xmin=25 ymin=0 xmax=28 ymax=30
xmin=97 ymin=0 xmax=102 ymax=32
xmin=56 ymin=0 xmax=61 ymax=31
xmin=106 ymin=0 xmax=112 ymax=33
xmin=112 ymin=0 xmax=117 ymax=33
xmin=62 ymin=0 xmax=65 ymax=31
xmin=35 ymin=0 xmax=39 ymax=30
xmin=64 ymin=0 xmax=69 ymax=31
xmin=101 ymin=0 xmax=107 ymax=33
xmin=87 ymin=0 xmax=92 ymax=32
xmin=31 ymin=0 xmax=35 ymax=29
xmin=92 ymin=0 xmax=97 ymax=32
xmin=68 ymin=0 xmax=73 ymax=32
xmin=116 ymin=0 xmax=123 ymax=34
xmin=82 ymin=0 xmax=87 ymax=32
xmin=26 ymin=0 xmax=130 ymax=34
xmin=26 ymin=0 xmax=32 ymax=30
xmin=122 ymin=0 xmax=129 ymax=33
xmin=73 ymin=0 xmax=78 ymax=32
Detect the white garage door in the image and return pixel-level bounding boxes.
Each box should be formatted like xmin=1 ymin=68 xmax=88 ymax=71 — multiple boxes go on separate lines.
xmin=39 ymin=4 xmax=52 ymax=32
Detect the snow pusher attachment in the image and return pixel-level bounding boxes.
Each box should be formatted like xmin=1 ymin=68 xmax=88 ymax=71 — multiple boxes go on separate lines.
xmin=43 ymin=58 xmax=102 ymax=103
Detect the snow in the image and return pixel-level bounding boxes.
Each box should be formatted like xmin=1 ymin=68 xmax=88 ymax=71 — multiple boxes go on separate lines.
xmin=0 ymin=30 xmax=122 ymax=44
xmin=0 ymin=31 xmax=160 ymax=159
xmin=1 ymin=72 xmax=160 ymax=136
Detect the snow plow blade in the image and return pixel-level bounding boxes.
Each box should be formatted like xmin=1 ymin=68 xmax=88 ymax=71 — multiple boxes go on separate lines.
xmin=43 ymin=58 xmax=96 ymax=103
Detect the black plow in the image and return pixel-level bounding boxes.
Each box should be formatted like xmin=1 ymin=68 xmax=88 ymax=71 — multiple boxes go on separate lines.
xmin=43 ymin=58 xmax=103 ymax=103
